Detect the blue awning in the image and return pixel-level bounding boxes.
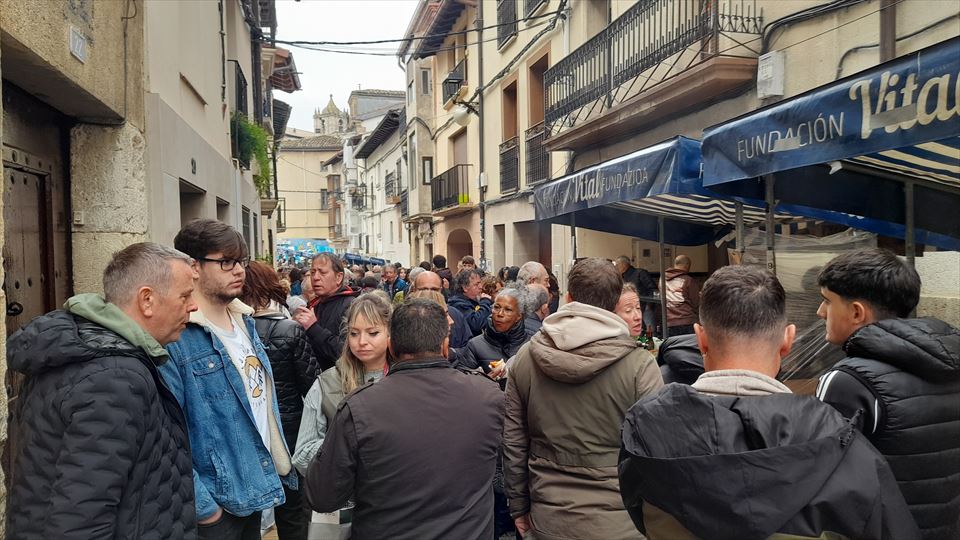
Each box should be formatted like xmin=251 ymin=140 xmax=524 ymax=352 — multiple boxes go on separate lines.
xmin=344 ymin=253 xmax=388 ymax=266
xmin=700 ymin=38 xmax=960 ymax=250
xmin=702 ymin=37 xmax=959 ymax=186
xmin=533 ymin=137 xmax=803 ymax=245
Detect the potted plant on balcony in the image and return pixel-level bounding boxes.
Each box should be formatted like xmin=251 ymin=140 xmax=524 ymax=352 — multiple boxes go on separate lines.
xmin=231 ymin=112 xmax=272 ymax=197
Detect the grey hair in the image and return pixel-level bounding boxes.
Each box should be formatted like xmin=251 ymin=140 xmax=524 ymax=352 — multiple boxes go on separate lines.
xmin=525 ymin=284 xmax=549 ymax=314
xmin=496 ymin=286 xmax=531 ymax=317
xmin=517 ymin=261 xmax=546 ymax=284
xmin=407 ymin=266 xmax=425 ymax=285
xmin=103 ymin=242 xmax=193 ymax=307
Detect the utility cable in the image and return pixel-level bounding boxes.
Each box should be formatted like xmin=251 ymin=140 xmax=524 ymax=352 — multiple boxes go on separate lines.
xmin=271 ymin=8 xmax=562 ymax=47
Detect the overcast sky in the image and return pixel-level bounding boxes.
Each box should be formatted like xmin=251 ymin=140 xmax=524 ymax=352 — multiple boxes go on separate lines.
xmin=274 ymin=0 xmax=418 ymax=132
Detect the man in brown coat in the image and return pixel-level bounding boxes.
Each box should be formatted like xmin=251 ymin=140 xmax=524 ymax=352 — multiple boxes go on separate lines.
xmin=664 ymin=254 xmax=699 ymax=336
xmin=503 ymin=258 xmax=664 ymax=540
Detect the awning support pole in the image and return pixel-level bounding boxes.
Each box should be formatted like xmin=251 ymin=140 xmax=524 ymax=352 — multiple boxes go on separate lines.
xmin=735 ymin=201 xmax=745 ymax=263
xmin=570 ymin=212 xmax=578 ymax=263
xmin=764 ymin=175 xmax=777 ymax=276
xmin=658 ymin=215 xmax=669 ymax=340
xmin=905 ymin=181 xmax=915 ymax=267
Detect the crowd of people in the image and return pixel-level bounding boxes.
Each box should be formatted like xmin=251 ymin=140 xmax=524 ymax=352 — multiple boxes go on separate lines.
xmin=5 ymin=217 xmax=958 ymax=540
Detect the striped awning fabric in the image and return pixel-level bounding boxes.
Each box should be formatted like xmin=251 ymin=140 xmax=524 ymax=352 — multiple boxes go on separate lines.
xmin=609 ymin=194 xmax=805 ymax=227
xmin=847 ymin=136 xmax=960 ymax=189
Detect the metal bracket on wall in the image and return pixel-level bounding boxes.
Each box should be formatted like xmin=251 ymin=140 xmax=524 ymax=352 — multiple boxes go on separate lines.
xmin=2 ymin=146 xmax=54 ymax=176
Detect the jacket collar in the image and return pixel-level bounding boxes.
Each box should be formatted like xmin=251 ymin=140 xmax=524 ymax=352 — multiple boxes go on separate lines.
xmin=388 ymin=358 xmax=451 ymax=375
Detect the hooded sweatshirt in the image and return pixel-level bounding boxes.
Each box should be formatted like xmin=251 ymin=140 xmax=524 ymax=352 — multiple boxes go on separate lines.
xmin=502 ymin=302 xmax=663 ymax=540
xmin=664 ymin=267 xmax=699 ymax=327
xmin=619 ymin=383 xmax=919 ymax=540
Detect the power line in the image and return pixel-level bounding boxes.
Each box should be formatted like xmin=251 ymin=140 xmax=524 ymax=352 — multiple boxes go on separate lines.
xmin=271 ymin=8 xmax=562 ymax=47
xmin=282 ymin=17 xmax=555 ymax=57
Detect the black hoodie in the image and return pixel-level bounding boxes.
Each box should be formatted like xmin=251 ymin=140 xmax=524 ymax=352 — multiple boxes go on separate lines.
xmin=619 ymin=384 xmax=919 ymax=540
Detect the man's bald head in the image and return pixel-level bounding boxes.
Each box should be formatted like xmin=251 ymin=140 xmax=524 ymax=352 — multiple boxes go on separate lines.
xmin=413 ymin=270 xmax=443 ymax=292
xmin=674 ymin=254 xmax=692 ymax=271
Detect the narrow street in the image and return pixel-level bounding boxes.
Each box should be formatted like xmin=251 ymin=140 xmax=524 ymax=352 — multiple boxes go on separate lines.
xmin=0 ymin=1 xmax=958 ymax=539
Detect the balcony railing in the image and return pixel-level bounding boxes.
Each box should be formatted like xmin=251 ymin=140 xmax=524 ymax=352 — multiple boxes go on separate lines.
xmin=431 ymin=164 xmax=471 ymax=211
xmin=442 ymin=58 xmax=466 ymax=105
xmin=234 ymin=63 xmax=248 ymax=117
xmin=497 ymin=0 xmax=517 ymax=48
xmin=544 ymin=0 xmax=761 ymax=137
xmin=400 ymin=190 xmax=409 ymax=219
xmin=499 ymin=137 xmax=519 ymax=193
xmin=385 ymin=172 xmax=401 ymax=204
xmin=524 ymin=0 xmax=546 ymax=18
xmin=525 ymin=122 xmax=549 ymax=185
xmin=230 ymin=64 xmax=250 ymax=168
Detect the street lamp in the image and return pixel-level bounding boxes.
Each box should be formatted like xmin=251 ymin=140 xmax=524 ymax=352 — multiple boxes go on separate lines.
xmin=452 ymin=100 xmax=480 ymax=127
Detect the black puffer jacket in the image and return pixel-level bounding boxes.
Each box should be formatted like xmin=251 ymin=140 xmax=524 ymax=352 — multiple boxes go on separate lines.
xmin=253 ymin=311 xmax=318 ymax=451
xmin=656 ymin=334 xmax=703 ymax=385
xmin=620 ymin=384 xmax=919 ymax=540
xmin=820 ymin=318 xmax=960 ymax=540
xmin=307 ymin=286 xmax=357 ymax=371
xmin=7 ymin=311 xmax=196 ymax=539
xmin=457 ymin=319 xmax=528 ymax=372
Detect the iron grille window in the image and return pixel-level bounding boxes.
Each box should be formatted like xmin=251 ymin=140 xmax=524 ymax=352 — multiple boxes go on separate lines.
xmin=234 ymin=64 xmax=248 ymax=116
xmin=499 ymin=137 xmax=519 ymax=193
xmin=524 ymin=0 xmax=546 ymax=18
xmin=497 ymin=0 xmax=518 ymax=49
xmin=241 ymin=206 xmax=252 ymax=246
xmin=525 ymin=122 xmax=549 ymax=185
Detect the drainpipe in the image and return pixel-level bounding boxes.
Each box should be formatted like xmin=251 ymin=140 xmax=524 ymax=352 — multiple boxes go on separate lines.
xmin=477 ymin=3 xmax=487 ymax=269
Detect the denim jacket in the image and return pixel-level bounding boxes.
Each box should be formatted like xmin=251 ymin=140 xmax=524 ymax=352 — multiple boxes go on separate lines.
xmin=160 ymin=300 xmax=297 ymax=520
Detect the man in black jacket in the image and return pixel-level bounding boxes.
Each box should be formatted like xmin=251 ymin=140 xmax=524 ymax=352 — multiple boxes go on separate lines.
xmin=293 ymin=253 xmax=356 ymax=371
xmin=305 ymin=299 xmax=504 ymax=539
xmin=7 ymin=243 xmax=199 ymax=539
xmin=447 ymin=268 xmax=493 ymax=337
xmin=815 ymin=248 xmax=959 ymax=540
xmin=619 ymin=266 xmax=918 ymax=540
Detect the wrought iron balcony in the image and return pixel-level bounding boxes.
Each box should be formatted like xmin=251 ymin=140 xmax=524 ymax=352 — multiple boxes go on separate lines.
xmin=385 ymin=172 xmax=401 ymax=204
xmin=499 ymin=137 xmax=519 ymax=193
xmin=544 ymin=0 xmax=762 ymax=138
xmin=497 ymin=0 xmax=517 ymax=48
xmin=431 ymin=164 xmax=471 ymax=212
xmin=442 ymin=58 xmax=466 ymax=105
xmin=524 ymin=0 xmax=545 ymax=18
xmin=525 ymin=122 xmax=549 ymax=185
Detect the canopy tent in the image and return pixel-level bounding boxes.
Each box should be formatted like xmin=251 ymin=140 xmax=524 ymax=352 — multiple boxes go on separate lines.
xmin=343 ymin=253 xmax=387 ymax=266
xmin=533 ymin=136 xmax=804 ymax=246
xmin=702 ymin=37 xmax=960 ymax=255
xmin=534 ymin=136 xmax=810 ymax=337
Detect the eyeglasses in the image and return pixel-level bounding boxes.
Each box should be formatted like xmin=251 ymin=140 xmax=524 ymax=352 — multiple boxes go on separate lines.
xmin=198 ymin=257 xmax=250 ymax=271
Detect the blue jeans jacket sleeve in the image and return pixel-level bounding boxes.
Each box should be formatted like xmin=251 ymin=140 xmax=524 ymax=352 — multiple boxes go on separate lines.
xmin=158 ymin=346 xmax=219 ymax=520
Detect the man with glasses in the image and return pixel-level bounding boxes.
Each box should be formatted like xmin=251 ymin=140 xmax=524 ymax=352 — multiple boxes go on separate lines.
xmin=414 ymin=270 xmax=471 ymax=348
xmin=160 ymin=219 xmax=296 ymax=540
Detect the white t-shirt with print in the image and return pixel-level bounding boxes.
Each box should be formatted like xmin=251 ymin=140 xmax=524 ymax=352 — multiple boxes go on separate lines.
xmin=210 ymin=314 xmax=271 ymax=452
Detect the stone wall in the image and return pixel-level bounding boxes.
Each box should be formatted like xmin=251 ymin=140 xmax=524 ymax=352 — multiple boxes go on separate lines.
xmin=70 ymin=123 xmax=149 ymax=294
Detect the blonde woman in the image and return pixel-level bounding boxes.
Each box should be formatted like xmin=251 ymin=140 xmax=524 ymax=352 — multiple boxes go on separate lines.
xmin=293 ymin=291 xmax=393 ymax=538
